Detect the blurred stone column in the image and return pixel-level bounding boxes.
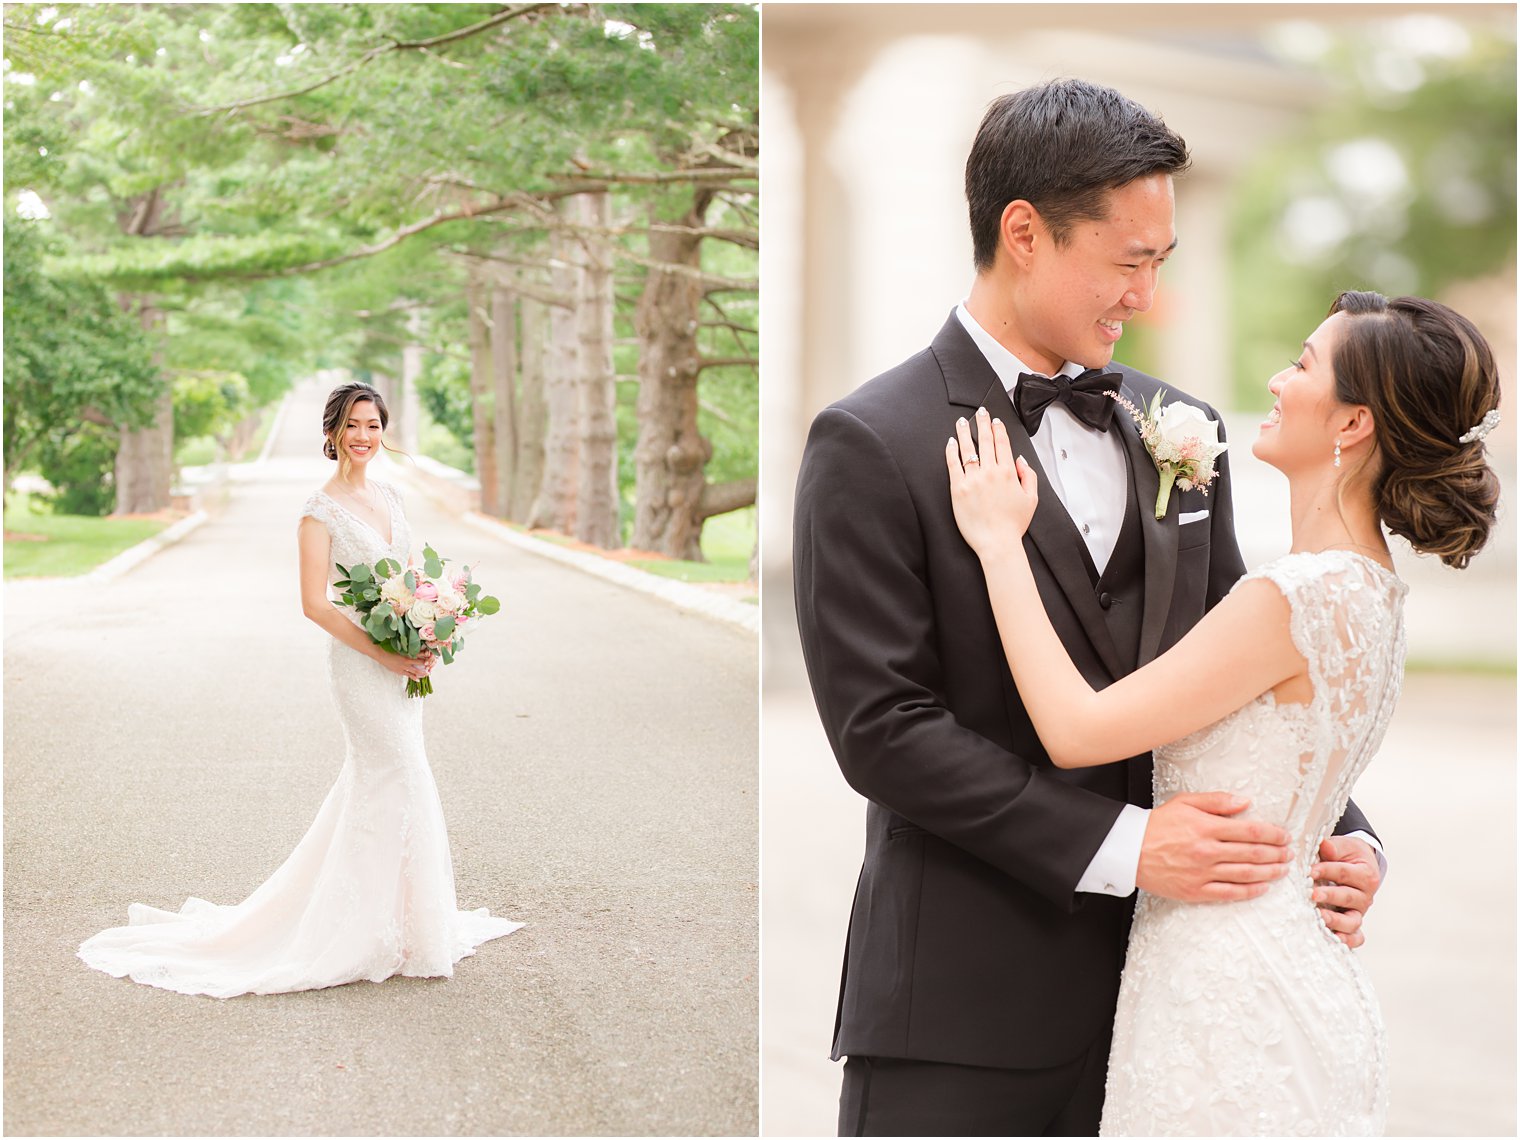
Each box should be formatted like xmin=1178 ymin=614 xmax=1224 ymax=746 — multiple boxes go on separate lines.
xmin=1165 ymin=174 xmax=1233 ymax=411
xmin=761 ymin=32 xmax=882 ymax=684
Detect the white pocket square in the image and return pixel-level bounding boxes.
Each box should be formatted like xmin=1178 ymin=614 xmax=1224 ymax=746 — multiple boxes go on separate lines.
xmin=1178 ymin=509 xmax=1210 ymax=525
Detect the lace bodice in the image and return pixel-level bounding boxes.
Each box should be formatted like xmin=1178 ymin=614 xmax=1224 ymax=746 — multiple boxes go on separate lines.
xmin=1102 ymin=550 xmax=1406 ymax=1136
xmin=1154 ymin=550 xmax=1408 ymax=864
xmin=300 ymin=481 xmax=411 ymax=594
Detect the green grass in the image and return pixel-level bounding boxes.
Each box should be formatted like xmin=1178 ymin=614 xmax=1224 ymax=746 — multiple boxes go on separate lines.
xmin=4 ymin=493 xmax=170 ymax=578
xmin=626 ymin=507 xmax=756 ymax=584
xmin=1405 ymin=657 xmax=1516 ymax=676
xmin=175 ymin=436 xmax=220 ymax=467
xmin=417 ymin=415 xmax=475 ymax=474
xmin=173 ymin=405 xmax=281 ymax=469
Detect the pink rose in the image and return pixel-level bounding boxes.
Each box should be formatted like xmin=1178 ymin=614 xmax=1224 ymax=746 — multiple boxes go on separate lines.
xmin=419 ymin=622 xmax=436 ymax=642
xmin=452 ymin=573 xmax=468 ymax=591
xmin=414 ymin=580 xmax=439 ymax=602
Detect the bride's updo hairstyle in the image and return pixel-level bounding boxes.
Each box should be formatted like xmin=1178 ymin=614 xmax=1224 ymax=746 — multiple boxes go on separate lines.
xmin=321 ymin=381 xmax=394 ymax=479
xmin=1329 ymin=290 xmax=1501 ymax=569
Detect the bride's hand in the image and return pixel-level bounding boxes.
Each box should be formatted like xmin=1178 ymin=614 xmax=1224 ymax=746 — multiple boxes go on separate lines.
xmin=379 ymin=650 xmax=433 ymax=681
xmin=945 ymin=407 xmax=1038 ymax=559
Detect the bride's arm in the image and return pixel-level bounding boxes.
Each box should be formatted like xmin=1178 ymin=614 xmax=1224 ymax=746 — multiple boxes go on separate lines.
xmin=947 ymin=410 xmax=1306 ymax=769
xmin=298 ymin=516 xmax=425 ymax=678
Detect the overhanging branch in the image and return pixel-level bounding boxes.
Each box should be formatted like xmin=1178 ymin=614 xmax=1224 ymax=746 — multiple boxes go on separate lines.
xmin=188 ymin=4 xmax=556 ymax=117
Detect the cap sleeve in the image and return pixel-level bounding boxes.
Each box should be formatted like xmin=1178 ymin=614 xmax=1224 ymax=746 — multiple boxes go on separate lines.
xmin=299 ymin=492 xmax=331 ymax=528
xmin=1232 ymin=551 xmax=1394 ymax=713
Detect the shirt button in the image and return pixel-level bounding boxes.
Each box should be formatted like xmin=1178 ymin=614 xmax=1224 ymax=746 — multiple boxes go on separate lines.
xmin=1082 ymin=523 xmax=1091 ymax=535
xmin=1060 ymin=448 xmax=1069 ymax=460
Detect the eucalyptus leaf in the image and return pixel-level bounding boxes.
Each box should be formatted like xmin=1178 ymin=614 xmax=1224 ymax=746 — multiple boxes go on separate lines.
xmin=476 ymin=595 xmax=501 ymax=616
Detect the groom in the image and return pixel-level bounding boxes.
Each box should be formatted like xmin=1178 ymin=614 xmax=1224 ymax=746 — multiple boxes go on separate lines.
xmin=793 ymin=79 xmax=1385 ymax=1136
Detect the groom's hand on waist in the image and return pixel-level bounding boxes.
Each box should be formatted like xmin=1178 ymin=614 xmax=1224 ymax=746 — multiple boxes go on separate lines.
xmin=1136 ymin=792 xmax=1293 ymax=903
xmin=1311 ymin=835 xmax=1382 ymax=950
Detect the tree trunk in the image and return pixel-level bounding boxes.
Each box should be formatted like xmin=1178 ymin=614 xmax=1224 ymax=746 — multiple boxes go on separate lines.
xmin=114 ymin=301 xmax=173 ymax=514
xmin=113 ymin=187 xmax=176 ymax=514
xmin=630 ymin=192 xmax=714 ymax=560
xmin=527 ymin=222 xmax=582 ymax=533
xmin=466 ymin=269 xmax=499 ymax=516
xmin=221 ymin=410 xmax=261 ymax=461
xmin=574 ymin=193 xmax=620 ymax=549
xmin=370 ymin=369 xmax=397 ymax=426
xmin=515 ymin=295 xmax=549 ymax=521
xmin=399 ymin=309 xmax=424 ymax=455
xmin=491 ymin=283 xmax=518 ymax=520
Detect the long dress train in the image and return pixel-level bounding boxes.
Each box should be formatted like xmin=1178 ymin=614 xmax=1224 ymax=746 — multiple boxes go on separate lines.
xmin=1100 ymin=551 xmax=1404 ymax=1136
xmin=78 ymin=480 xmax=521 ymax=998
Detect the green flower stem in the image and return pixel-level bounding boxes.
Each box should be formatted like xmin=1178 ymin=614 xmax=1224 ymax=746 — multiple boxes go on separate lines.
xmin=1154 ymin=468 xmax=1178 ymax=520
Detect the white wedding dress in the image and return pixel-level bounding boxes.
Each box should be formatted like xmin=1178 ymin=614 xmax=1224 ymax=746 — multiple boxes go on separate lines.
xmin=1100 ymin=551 xmax=1406 ymax=1136
xmin=78 ymin=480 xmax=521 ymax=998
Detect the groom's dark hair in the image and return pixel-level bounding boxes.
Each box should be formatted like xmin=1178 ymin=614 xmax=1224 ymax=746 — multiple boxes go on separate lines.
xmin=965 ymin=78 xmax=1191 ymax=270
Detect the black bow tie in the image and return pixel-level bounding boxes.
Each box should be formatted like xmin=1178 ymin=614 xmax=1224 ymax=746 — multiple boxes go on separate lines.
xmin=1014 ymin=369 xmax=1123 ymax=435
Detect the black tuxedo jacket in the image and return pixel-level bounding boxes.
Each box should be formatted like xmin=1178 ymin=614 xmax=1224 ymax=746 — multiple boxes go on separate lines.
xmin=793 ymin=312 xmax=1374 ymax=1071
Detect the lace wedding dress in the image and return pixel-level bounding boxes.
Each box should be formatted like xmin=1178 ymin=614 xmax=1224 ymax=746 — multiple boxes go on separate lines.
xmin=1100 ymin=551 xmax=1406 ymax=1136
xmin=78 ymin=480 xmax=522 ymax=998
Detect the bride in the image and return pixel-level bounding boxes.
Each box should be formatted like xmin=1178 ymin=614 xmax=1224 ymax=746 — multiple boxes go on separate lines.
xmin=78 ymin=382 xmax=522 ymax=998
xmin=945 ymin=291 xmax=1500 ymax=1135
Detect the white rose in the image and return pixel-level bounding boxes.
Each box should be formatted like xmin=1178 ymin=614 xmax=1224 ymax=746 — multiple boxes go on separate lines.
xmin=1154 ymin=401 xmax=1227 ymax=462
xmin=1155 ymin=404 xmax=1228 ymax=471
xmin=407 ymin=599 xmax=438 ymax=625
xmin=434 ymin=587 xmax=462 ymax=615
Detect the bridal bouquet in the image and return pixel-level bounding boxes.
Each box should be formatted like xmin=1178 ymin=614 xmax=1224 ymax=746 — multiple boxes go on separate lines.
xmin=334 ymin=543 xmax=501 ymax=697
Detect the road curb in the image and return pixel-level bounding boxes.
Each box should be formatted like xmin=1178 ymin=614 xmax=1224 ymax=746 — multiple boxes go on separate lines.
xmin=458 ymin=509 xmax=760 ymax=635
xmin=85 ymin=511 xmax=209 ymax=584
xmin=391 ymin=459 xmax=758 ymax=635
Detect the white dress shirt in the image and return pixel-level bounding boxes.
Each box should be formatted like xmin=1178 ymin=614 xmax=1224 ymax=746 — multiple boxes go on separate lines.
xmin=953 ymin=304 xmax=1128 ymax=573
xmin=953 ymin=303 xmax=1382 ymax=897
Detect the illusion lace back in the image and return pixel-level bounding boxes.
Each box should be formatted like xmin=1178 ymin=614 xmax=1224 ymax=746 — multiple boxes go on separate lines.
xmin=78 ymin=480 xmax=521 ymax=998
xmin=1101 ymin=551 xmax=1407 ymax=1137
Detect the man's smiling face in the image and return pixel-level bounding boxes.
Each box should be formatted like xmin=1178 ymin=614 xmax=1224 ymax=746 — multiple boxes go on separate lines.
xmin=1008 ymin=173 xmax=1177 ymax=374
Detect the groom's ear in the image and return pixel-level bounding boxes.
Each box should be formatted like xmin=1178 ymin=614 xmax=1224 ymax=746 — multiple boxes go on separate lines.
xmin=999 ymin=200 xmax=1039 ymax=270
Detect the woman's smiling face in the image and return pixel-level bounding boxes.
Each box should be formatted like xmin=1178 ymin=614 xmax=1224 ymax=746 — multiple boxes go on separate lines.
xmin=1253 ymin=312 xmax=1351 ymax=475
xmin=340 ymin=399 xmax=383 ymax=467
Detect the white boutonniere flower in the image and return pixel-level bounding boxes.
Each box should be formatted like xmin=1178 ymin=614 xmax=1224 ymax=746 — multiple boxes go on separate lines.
xmin=1109 ymin=390 xmax=1228 ymax=520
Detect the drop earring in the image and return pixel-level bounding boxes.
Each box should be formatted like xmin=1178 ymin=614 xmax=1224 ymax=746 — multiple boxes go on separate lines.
xmin=1333 ymin=439 xmax=1342 ymax=468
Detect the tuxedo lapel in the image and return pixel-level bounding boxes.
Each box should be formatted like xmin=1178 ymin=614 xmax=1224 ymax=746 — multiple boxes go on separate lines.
xmin=932 ymin=315 xmax=1126 ymax=681
xmin=1114 ymin=377 xmax=1180 ymax=666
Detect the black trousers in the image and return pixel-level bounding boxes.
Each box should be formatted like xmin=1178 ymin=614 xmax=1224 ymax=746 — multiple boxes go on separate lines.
xmin=837 ymin=1030 xmax=1112 ymax=1137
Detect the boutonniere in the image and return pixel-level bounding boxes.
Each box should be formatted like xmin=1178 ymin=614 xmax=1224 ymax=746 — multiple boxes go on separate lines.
xmin=1108 ymin=390 xmax=1228 ymax=520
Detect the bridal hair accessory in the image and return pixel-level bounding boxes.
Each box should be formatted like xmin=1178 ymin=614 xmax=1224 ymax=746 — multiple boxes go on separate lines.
xmin=1459 ymin=408 xmax=1501 ymax=445
xmin=1334 ymin=439 xmax=1341 ymax=468
xmin=1107 ymin=390 xmax=1228 ymax=519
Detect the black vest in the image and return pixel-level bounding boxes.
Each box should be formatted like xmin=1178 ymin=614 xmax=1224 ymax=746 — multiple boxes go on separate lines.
xmin=1074 ymin=469 xmax=1146 ymax=672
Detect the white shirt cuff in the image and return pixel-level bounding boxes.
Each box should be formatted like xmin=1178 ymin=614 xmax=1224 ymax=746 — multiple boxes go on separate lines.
xmin=1343 ymin=829 xmax=1388 ymax=881
xmin=1076 ymin=804 xmax=1149 ymax=897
